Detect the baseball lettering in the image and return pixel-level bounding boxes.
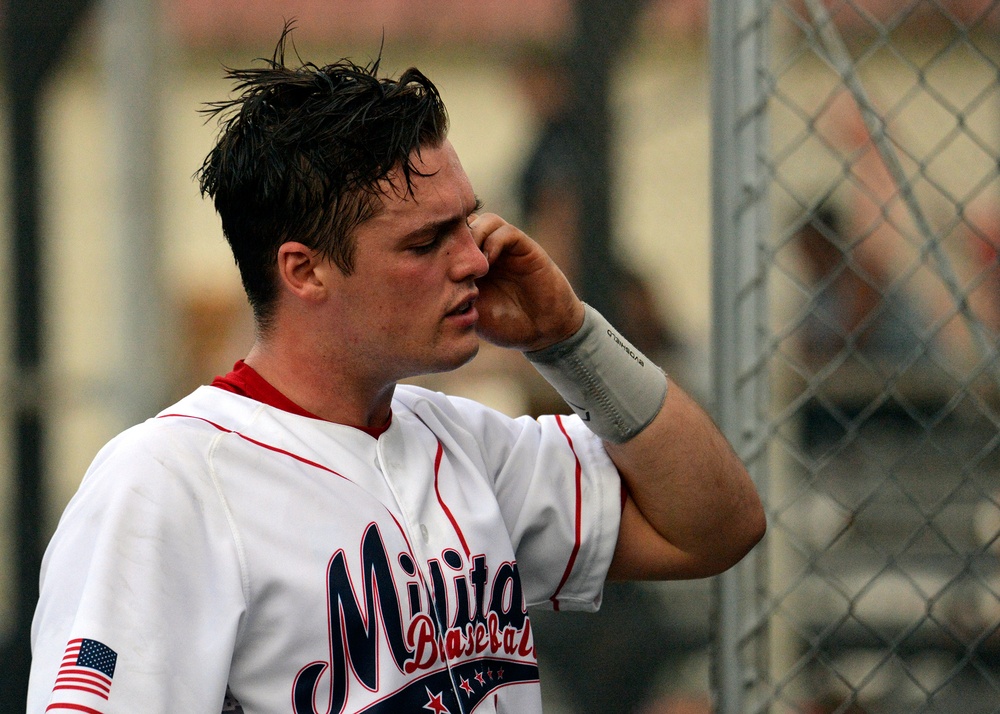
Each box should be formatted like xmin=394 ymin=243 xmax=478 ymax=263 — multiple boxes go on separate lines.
xmin=293 ymin=524 xmax=534 ymax=713
xmin=607 ymin=328 xmax=645 ymax=367
xmin=403 ymin=616 xmax=439 ymax=674
xmin=404 ymin=612 xmax=535 ymax=672
xmin=293 ymin=524 xmax=411 ymax=714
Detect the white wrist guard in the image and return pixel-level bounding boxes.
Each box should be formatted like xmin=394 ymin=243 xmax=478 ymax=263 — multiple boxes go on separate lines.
xmin=525 ymin=304 xmax=668 ymax=443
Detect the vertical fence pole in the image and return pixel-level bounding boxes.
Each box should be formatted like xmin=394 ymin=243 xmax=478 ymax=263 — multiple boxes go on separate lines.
xmin=1 ymin=2 xmax=95 ymax=709
xmin=710 ymin=1 xmax=771 ymax=712
xmin=98 ymin=0 xmax=169 ymax=427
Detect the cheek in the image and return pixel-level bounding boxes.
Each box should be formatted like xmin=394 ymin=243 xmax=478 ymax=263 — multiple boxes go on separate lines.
xmin=389 ymin=264 xmax=443 ymax=298
xmin=346 ymin=255 xmax=444 ymax=317
xmin=362 ymin=270 xmax=440 ymax=322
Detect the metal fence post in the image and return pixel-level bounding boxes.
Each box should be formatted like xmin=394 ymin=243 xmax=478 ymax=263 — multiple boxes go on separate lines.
xmin=99 ymin=0 xmax=169 ymax=428
xmin=710 ymin=1 xmax=772 ymax=712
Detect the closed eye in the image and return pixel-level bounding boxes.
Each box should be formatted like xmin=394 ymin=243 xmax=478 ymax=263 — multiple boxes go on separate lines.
xmin=409 ymin=236 xmax=442 ymax=255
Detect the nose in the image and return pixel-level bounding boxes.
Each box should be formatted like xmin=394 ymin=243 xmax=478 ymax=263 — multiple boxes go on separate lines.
xmin=450 ymin=226 xmax=489 ymax=282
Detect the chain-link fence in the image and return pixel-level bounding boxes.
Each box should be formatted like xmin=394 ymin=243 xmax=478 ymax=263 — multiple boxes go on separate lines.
xmin=712 ymin=1 xmax=1000 ymax=712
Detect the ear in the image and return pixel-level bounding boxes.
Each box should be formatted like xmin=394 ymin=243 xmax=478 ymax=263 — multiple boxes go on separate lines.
xmin=276 ymin=242 xmax=327 ymax=302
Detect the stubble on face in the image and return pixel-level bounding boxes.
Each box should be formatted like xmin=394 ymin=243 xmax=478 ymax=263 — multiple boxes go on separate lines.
xmin=329 ymin=141 xmax=486 ymax=384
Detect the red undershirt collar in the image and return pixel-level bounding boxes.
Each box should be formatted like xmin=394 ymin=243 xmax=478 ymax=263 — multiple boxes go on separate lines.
xmin=210 ymin=360 xmax=391 ymax=439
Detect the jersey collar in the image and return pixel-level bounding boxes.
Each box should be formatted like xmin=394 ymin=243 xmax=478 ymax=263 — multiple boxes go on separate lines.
xmin=211 ymin=360 xmax=392 ymax=439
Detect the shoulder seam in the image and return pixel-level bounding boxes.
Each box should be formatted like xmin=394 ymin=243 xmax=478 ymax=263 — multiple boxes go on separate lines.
xmin=205 ymin=431 xmax=254 ymax=610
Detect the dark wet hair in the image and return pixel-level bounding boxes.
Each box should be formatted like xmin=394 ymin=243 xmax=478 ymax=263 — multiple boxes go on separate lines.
xmin=197 ymin=25 xmax=449 ymax=330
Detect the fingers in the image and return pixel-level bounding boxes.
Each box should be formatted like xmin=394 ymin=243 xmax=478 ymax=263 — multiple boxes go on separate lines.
xmin=469 ymin=212 xmax=570 ymax=293
xmin=467 ymin=212 xmax=584 ymax=352
xmin=469 ymin=213 xmax=530 ymax=266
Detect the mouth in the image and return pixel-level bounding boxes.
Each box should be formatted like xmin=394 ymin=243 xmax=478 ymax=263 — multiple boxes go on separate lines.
xmin=446 ymin=292 xmax=479 ymax=321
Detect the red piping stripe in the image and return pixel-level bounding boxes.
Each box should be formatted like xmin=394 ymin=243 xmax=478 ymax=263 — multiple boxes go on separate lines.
xmin=158 ymin=414 xmax=352 ymax=482
xmin=550 ymin=415 xmax=583 ymax=610
xmin=433 ymin=440 xmax=472 ymax=559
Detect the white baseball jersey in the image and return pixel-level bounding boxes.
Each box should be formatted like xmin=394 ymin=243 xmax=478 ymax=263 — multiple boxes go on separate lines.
xmin=28 ymin=362 xmax=623 ymax=713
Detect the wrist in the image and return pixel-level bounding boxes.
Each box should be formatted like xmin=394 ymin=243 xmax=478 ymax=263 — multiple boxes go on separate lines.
xmin=522 ymin=300 xmax=586 ymax=353
xmin=524 ymin=304 xmax=668 ymax=443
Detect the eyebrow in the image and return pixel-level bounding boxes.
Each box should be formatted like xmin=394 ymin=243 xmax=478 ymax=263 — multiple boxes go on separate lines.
xmin=399 ymin=196 xmax=484 ymax=243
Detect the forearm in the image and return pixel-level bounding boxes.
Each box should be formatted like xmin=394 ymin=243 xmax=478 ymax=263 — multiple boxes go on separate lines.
xmin=526 ymin=305 xmax=765 ymax=580
xmin=604 ymin=383 xmax=765 ymax=580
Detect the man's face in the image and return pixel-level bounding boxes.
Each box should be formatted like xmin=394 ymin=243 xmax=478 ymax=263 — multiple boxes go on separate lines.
xmin=323 ymin=140 xmax=489 ymax=382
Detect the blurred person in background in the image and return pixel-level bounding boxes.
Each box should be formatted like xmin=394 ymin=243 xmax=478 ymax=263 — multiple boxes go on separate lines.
xmin=793 ymin=201 xmax=930 ymax=367
xmin=793 ymin=91 xmax=952 ymax=447
xmin=513 ymin=45 xmax=685 ymax=416
xmin=791 ymin=199 xmax=943 ymax=448
xmin=510 ymin=45 xmax=706 ymax=714
xmin=806 ymin=89 xmax=966 ymax=365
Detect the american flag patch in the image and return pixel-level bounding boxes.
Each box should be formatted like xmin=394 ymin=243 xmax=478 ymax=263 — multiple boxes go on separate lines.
xmin=47 ymin=637 xmax=118 ymax=713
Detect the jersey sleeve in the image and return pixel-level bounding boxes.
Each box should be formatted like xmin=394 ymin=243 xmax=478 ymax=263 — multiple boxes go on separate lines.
xmin=27 ymin=419 xmax=248 ymax=713
xmin=396 ymin=386 xmax=623 ymax=612
xmin=490 ymin=412 xmax=623 ymax=612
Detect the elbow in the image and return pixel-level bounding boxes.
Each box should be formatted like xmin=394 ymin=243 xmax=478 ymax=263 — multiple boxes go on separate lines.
xmin=713 ymin=496 xmax=767 ymax=576
xmin=689 ymin=491 xmax=767 ymax=579
xmin=744 ymin=491 xmax=768 ymax=547
xmin=714 ymin=456 xmax=767 ymax=573
xmin=741 ymin=500 xmax=768 ymax=557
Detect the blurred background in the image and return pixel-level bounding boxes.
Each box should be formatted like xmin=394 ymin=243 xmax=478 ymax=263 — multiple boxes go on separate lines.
xmin=4 ymin=1 xmax=1000 ymax=712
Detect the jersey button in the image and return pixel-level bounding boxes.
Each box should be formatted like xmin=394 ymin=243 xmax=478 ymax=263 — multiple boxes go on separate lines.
xmin=420 ymin=524 xmax=430 ymax=543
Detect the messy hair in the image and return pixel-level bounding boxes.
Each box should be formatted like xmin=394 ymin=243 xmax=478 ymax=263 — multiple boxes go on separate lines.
xmin=197 ymin=25 xmax=449 ymax=330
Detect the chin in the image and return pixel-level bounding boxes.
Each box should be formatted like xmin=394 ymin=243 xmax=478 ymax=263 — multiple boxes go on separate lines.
xmin=428 ymin=341 xmax=481 ymax=375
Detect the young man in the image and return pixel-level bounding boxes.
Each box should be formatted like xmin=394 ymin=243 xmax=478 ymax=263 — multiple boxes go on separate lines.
xmin=28 ymin=34 xmax=764 ymax=714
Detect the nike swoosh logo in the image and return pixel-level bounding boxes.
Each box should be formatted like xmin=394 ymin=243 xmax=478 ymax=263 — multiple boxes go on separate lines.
xmin=567 ymin=400 xmax=591 ymax=421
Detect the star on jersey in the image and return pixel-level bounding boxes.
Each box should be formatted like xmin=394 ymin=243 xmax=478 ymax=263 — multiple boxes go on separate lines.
xmin=475 ymin=670 xmax=485 ymax=686
xmin=459 ymin=677 xmax=474 ymax=696
xmin=423 ymin=687 xmax=450 ymax=714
